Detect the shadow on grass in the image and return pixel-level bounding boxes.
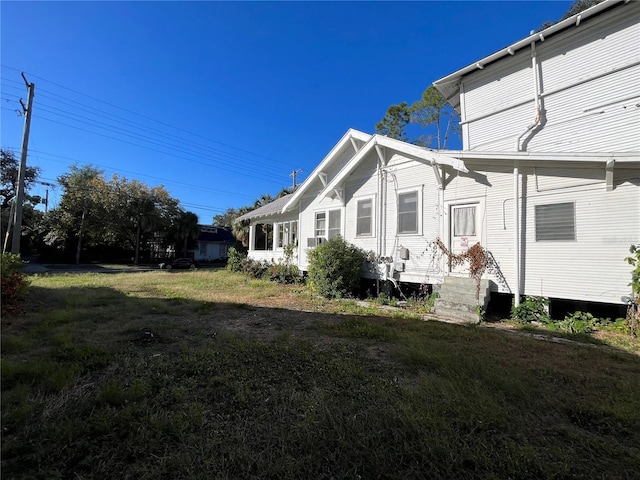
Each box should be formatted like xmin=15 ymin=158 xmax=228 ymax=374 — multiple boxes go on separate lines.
xmin=2 ymin=283 xmax=640 ymax=480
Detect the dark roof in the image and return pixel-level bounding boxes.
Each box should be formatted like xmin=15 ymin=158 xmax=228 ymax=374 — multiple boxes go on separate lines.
xmin=235 ymin=194 xmax=294 ymax=222
xmin=198 ymin=225 xmax=235 ymax=243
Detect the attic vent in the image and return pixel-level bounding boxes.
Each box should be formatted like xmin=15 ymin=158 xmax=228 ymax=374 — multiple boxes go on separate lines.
xmin=535 ymin=202 xmax=576 ymax=241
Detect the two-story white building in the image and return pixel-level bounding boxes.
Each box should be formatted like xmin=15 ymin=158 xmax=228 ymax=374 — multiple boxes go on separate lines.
xmin=237 ymin=0 xmax=639 ymax=309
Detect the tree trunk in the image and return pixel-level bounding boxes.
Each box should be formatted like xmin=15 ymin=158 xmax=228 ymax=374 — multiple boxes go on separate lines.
xmin=134 ymin=216 xmax=141 ymax=265
xmin=76 ymin=206 xmax=86 ymax=265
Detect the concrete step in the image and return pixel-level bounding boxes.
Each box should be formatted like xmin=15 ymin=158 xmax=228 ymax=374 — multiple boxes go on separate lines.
xmin=437 ymin=277 xmax=490 ymax=309
xmin=433 ymin=300 xmax=482 ymax=324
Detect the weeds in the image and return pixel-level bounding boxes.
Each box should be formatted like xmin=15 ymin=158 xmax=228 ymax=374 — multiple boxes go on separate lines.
xmin=2 ymin=271 xmax=640 ymax=479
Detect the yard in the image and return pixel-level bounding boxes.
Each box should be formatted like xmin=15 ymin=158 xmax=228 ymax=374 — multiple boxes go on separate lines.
xmin=2 ymin=270 xmax=640 ymax=479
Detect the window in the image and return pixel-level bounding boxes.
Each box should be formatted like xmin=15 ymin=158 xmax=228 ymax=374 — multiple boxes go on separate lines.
xmin=453 ymin=206 xmax=476 ymax=236
xmin=315 ymin=212 xmax=326 ymax=237
xmin=398 ymin=191 xmax=418 ymax=234
xmin=254 ymin=223 xmax=273 ymax=250
xmin=328 ymin=210 xmax=341 ymax=239
xmin=277 ymin=221 xmax=298 ymax=248
xmin=535 ymin=202 xmax=576 ymax=241
xmin=199 ymin=242 xmax=208 ymax=256
xmin=314 ymin=209 xmax=341 ymax=239
xmin=356 ymin=198 xmax=373 ymax=236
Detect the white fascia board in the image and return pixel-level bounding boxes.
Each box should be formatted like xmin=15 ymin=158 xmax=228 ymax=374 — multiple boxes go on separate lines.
xmin=321 ymin=135 xmax=469 ymax=197
xmin=448 ymin=150 xmax=640 ymax=163
xmin=281 ymin=128 xmax=371 ymax=213
xmin=373 ymin=135 xmax=469 ymax=173
xmin=432 ymin=0 xmax=627 ymax=109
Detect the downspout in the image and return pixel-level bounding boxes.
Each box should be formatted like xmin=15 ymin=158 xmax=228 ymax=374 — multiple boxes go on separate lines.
xmin=515 ymin=40 xmax=542 ymax=152
xmin=512 ymin=41 xmax=541 ymax=307
xmin=376 ymin=154 xmax=382 ymax=294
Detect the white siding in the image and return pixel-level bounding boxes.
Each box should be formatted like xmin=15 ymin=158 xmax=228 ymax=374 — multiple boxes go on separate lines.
xmin=520 ymin=167 xmax=640 ymax=304
xmin=461 ymin=2 xmax=640 ymax=153
xmin=443 ymin=161 xmax=640 ymax=304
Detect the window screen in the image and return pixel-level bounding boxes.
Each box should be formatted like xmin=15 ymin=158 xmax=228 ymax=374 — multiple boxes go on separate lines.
xmin=328 ymin=209 xmax=341 ymax=239
xmin=356 ymin=199 xmax=372 ymax=236
xmin=398 ymin=191 xmax=418 ymax=234
xmin=535 ymin=202 xmax=576 ymax=241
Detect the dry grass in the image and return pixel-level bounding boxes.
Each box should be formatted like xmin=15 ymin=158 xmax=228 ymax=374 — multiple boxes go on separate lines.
xmin=2 ymin=270 xmax=640 ymax=479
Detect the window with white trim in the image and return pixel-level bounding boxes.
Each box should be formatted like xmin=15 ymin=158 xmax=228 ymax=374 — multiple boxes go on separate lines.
xmin=535 ymin=202 xmax=576 ymax=241
xmin=254 ymin=223 xmax=273 ymax=250
xmin=315 ymin=212 xmax=326 ymax=238
xmin=356 ymin=198 xmax=373 ymax=236
xmin=314 ymin=209 xmax=342 ymax=239
xmin=277 ymin=221 xmax=298 ymax=248
xmin=398 ymin=190 xmax=419 ymax=235
xmin=453 ymin=206 xmax=476 ymax=236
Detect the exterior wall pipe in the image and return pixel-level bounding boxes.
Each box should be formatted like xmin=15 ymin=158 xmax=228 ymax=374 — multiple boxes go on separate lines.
xmin=512 ymin=41 xmax=542 ymax=308
xmin=514 ymin=163 xmax=520 ymax=307
xmin=515 ymin=42 xmax=542 ymax=152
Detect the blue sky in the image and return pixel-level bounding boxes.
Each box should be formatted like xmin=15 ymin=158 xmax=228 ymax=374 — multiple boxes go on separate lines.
xmin=1 ymin=1 xmax=572 ymax=222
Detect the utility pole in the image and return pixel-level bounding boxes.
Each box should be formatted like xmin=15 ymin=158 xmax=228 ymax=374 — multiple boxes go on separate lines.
xmin=35 ymin=181 xmax=55 ymax=212
xmin=11 ymin=72 xmax=35 ymax=254
xmin=289 ymin=169 xmax=302 ymax=190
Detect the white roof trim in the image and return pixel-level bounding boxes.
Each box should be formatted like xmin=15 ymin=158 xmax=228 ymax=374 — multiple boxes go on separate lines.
xmin=433 ymin=0 xmax=627 ymax=110
xmin=281 ymin=128 xmax=371 ymax=213
xmin=447 ymin=150 xmax=640 ymax=163
xmin=321 ymin=135 xmax=468 ymax=197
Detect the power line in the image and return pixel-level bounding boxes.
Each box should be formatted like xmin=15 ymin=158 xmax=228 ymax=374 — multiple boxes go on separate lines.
xmin=1 ymin=66 xmax=290 ymax=165
xmin=2 ymin=86 xmax=289 ymax=182
xmin=23 ymin=148 xmax=256 ymax=200
xmin=2 ymin=82 xmax=293 ymax=184
xmin=35 ymin=115 xmax=289 ymax=185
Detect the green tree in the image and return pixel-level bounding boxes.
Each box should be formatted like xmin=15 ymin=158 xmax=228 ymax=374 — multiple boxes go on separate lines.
xmin=538 ymin=0 xmax=604 ymax=31
xmin=170 ymin=210 xmax=199 ymax=258
xmin=46 ymin=165 xmax=108 ymax=264
xmin=375 ymin=102 xmax=410 ymax=141
xmin=1 ymin=149 xmax=41 ymax=210
xmin=376 ymin=87 xmax=459 ymax=149
xmin=104 ymin=175 xmax=178 ymax=264
xmin=408 ymin=86 xmax=459 ymax=149
xmin=1 ymin=149 xmax=42 ymax=252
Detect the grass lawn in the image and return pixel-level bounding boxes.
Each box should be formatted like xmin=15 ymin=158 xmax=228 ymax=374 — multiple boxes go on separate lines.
xmin=2 ymin=270 xmax=640 ymax=479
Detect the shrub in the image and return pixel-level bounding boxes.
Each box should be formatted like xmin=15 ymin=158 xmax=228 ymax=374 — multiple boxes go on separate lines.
xmin=307 ymin=236 xmax=365 ymax=298
xmin=1 ymin=253 xmax=29 ymax=315
xmin=226 ymin=247 xmax=246 ymax=273
xmin=227 ymin=246 xmax=302 ymax=284
xmin=511 ymin=296 xmax=550 ymax=324
xmin=555 ymin=311 xmax=599 ymax=334
xmin=625 ymin=244 xmax=639 ymax=335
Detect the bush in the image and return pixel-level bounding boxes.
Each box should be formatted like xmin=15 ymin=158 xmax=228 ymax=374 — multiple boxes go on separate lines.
xmin=226 ymin=247 xmax=302 ymax=284
xmin=554 ymin=311 xmax=599 ymax=334
xmin=511 ymin=296 xmax=550 ymax=324
xmin=1 ymin=253 xmax=29 ymax=315
xmin=226 ymin=247 xmax=246 ymax=273
xmin=307 ymin=236 xmax=365 ymax=298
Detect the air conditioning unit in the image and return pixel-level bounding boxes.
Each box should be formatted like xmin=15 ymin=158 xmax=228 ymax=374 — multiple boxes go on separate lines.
xmin=307 ymin=237 xmax=327 ymax=248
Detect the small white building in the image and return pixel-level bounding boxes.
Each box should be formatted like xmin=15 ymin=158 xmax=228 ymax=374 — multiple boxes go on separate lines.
xmin=237 ymin=0 xmax=640 ymax=307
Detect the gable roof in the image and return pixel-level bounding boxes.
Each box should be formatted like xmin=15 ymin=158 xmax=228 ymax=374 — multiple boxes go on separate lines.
xmin=433 ymin=0 xmax=627 ymax=112
xmin=314 ymin=134 xmax=468 ymax=203
xmin=198 ymin=225 xmax=236 ymax=242
xmin=235 ymin=194 xmax=294 ymax=223
xmin=280 ymin=129 xmax=372 ymax=213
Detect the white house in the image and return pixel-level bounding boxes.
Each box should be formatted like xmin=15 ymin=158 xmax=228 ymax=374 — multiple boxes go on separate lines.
xmin=237 ymin=0 xmax=639 ymax=308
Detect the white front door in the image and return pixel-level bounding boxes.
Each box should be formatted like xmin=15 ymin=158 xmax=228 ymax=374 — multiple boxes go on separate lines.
xmin=449 ymin=203 xmax=481 ymax=274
